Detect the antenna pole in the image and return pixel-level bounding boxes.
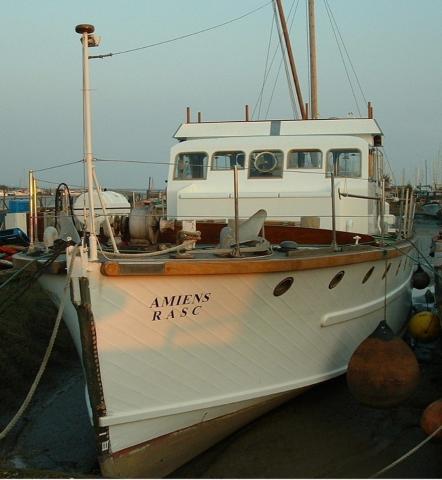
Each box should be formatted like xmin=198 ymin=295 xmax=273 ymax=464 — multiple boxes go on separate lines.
xmin=76 ymin=24 xmax=98 ymax=260
xmin=233 ymin=165 xmax=241 ymax=257
xmin=274 ymin=0 xmax=307 ymax=119
xmin=308 ymin=0 xmax=319 ymax=119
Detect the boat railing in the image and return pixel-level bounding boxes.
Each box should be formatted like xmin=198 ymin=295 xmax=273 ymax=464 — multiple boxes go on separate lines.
xmin=28 ymin=164 xmax=414 ymax=249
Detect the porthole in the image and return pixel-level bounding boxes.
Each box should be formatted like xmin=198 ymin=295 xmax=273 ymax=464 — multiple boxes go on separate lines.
xmin=329 ymin=271 xmax=345 ymax=289
xmin=382 ymin=263 xmax=392 ymax=280
xmin=362 ymin=266 xmax=375 ymax=284
xmin=273 ymin=277 xmax=294 ymax=297
xmin=396 ymin=260 xmax=402 ymax=276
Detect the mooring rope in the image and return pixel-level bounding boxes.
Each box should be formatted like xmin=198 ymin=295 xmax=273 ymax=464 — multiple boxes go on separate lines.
xmin=370 ymin=424 xmax=442 ymax=478
xmin=0 ymin=245 xmax=79 ymax=441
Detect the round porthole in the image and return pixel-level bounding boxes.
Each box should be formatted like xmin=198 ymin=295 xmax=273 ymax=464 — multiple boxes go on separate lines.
xmin=273 ymin=277 xmax=294 ymax=297
xmin=329 ymin=271 xmax=345 ymax=289
xmin=362 ymin=266 xmax=375 ymax=284
xmin=382 ymin=263 xmax=392 ymax=279
xmin=254 ymin=151 xmax=278 ymax=173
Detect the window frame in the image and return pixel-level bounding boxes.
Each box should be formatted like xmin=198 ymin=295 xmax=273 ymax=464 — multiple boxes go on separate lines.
xmin=325 ymin=148 xmax=362 ymax=178
xmin=286 ymin=149 xmax=323 ymax=170
xmin=211 ymin=150 xmax=246 ymax=171
xmin=173 ymin=151 xmax=209 ymax=181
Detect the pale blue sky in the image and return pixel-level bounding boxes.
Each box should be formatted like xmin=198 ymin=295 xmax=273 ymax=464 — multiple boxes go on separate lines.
xmin=1 ymin=0 xmax=441 ymax=189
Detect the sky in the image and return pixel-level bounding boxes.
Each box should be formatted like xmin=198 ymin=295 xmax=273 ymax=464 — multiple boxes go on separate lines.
xmin=1 ymin=0 xmax=441 ymax=190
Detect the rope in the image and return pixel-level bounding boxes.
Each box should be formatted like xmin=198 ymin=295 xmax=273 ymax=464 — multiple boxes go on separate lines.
xmin=0 ymin=243 xmax=68 ymax=317
xmin=0 ymin=245 xmax=79 ymax=441
xmin=405 ymin=238 xmax=442 ymax=280
xmin=0 ymin=257 xmax=39 ymax=291
xmin=370 ymin=424 xmax=442 ymax=478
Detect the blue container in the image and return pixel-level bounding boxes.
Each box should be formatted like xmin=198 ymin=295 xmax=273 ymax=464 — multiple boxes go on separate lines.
xmin=8 ymin=199 xmax=30 ymax=213
xmin=0 ymin=228 xmax=29 ymax=246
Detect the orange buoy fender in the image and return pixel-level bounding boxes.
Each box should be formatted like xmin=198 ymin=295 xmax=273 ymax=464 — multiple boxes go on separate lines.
xmin=421 ymin=399 xmax=442 ymax=439
xmin=347 ymin=321 xmax=420 ymax=408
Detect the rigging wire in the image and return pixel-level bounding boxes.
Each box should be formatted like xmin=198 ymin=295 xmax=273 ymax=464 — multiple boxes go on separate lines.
xmin=254 ymin=0 xmax=298 ymax=119
xmin=322 ymin=0 xmax=362 ymax=116
xmin=34 ymin=177 xmax=152 ymax=193
xmin=32 ymin=160 xmax=83 ymax=173
xmin=257 ymin=9 xmax=276 ymax=120
xmin=253 ymin=1 xmax=298 ymax=119
xmin=323 ymin=0 xmax=367 ymax=105
xmin=95 ymin=157 xmax=170 ymax=166
xmin=272 ymin=0 xmax=298 ymax=118
xmin=252 ymin=29 xmax=279 ymax=118
xmin=380 ymin=146 xmax=398 ymax=186
xmin=33 ymin=178 xmax=86 ymax=190
xmin=89 ymin=1 xmax=273 ymax=59
xmin=264 ymin=0 xmax=301 ymax=118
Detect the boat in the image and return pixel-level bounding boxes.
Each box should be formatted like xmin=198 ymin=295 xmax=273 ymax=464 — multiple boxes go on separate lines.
xmin=13 ymin=1 xmax=416 ymax=477
xmin=421 ymin=200 xmax=442 ymax=217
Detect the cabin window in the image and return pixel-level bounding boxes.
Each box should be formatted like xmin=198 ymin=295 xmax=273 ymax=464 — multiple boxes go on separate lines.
xmin=174 ymin=152 xmax=208 ymax=180
xmin=287 ymin=149 xmax=322 ymax=169
xmin=212 ymin=151 xmax=245 ymax=170
xmin=326 ymin=149 xmax=362 ymax=178
xmin=249 ymin=150 xmax=283 ymax=178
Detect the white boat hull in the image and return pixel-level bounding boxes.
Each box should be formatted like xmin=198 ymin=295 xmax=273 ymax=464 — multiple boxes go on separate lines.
xmin=39 ymin=249 xmax=413 ymax=477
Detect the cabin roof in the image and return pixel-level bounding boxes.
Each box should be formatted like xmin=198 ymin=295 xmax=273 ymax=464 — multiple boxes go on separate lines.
xmin=174 ymin=118 xmax=382 ymax=141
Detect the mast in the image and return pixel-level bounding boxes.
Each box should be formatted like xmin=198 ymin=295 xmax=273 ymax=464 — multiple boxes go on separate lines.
xmin=274 ymin=0 xmax=307 ymax=120
xmin=308 ymin=0 xmax=319 ymax=119
xmin=75 ymin=24 xmax=99 ymax=261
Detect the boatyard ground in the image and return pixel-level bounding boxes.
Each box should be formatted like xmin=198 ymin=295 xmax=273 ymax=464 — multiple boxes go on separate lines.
xmin=0 ymin=216 xmax=441 ymax=478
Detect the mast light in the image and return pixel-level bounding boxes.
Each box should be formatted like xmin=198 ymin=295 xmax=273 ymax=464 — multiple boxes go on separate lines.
xmin=75 ymin=24 xmax=101 ymax=47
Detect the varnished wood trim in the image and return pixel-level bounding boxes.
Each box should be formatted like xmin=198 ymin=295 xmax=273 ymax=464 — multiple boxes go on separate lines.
xmin=101 ymin=244 xmax=411 ymax=277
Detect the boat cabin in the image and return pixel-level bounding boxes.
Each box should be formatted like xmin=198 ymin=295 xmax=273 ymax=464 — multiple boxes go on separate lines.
xmin=166 ymin=118 xmax=390 ymax=236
